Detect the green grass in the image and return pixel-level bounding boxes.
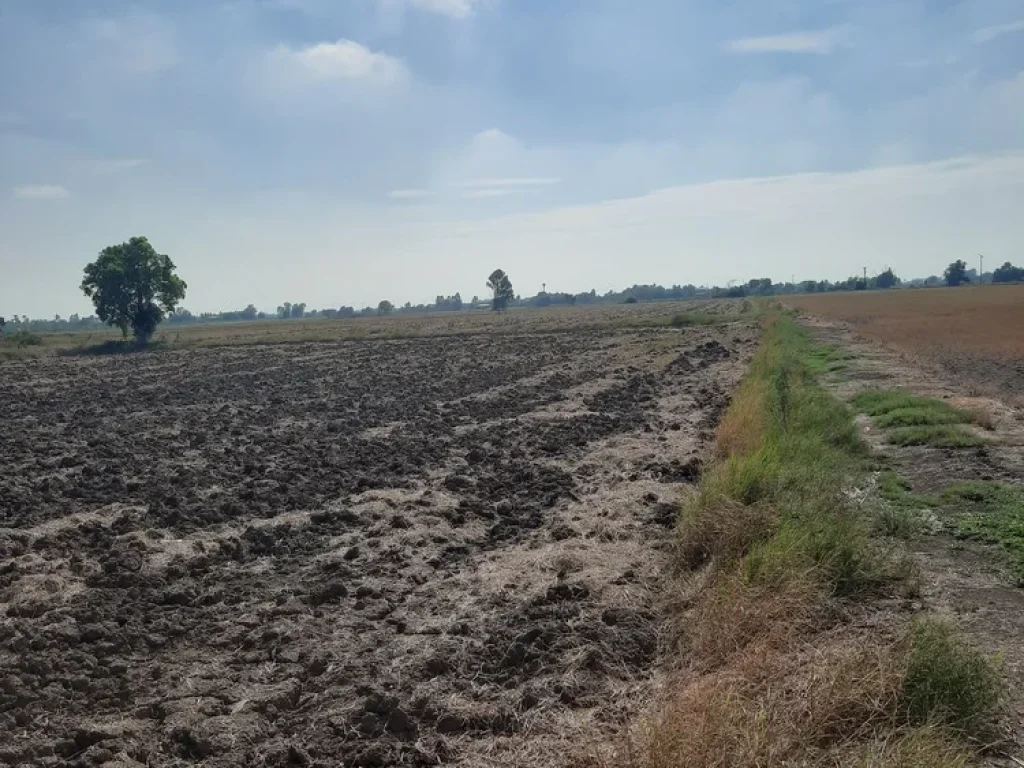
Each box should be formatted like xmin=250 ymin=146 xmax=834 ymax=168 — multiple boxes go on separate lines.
xmin=941 ymin=482 xmax=1024 ymax=583
xmin=851 ymin=390 xmax=972 ymax=428
xmin=874 ymin=473 xmax=939 ymax=538
xmin=0 ymin=330 xmax=44 ymax=348
xmin=879 ymin=472 xmax=938 ymax=508
xmin=805 ymin=343 xmax=857 ymax=375
xmin=669 ymin=311 xmax=745 ymax=328
xmin=902 ymin=618 xmax=1004 ymax=742
xmin=660 ymin=311 xmax=1004 ymax=765
xmin=874 ymin=407 xmax=970 ymax=428
xmin=680 ymin=312 xmax=879 ymax=596
xmin=888 ymin=426 xmax=984 ymax=448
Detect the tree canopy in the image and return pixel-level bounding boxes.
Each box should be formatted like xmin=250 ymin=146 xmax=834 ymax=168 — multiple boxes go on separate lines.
xmin=944 ymin=259 xmax=970 ymax=287
xmin=993 ymin=261 xmax=1024 ymax=283
xmin=378 ymin=300 xmax=394 ymax=315
xmin=875 ymin=268 xmax=900 ymax=289
xmin=81 ymin=237 xmax=186 ymax=344
xmin=487 ymin=269 xmax=514 ymax=311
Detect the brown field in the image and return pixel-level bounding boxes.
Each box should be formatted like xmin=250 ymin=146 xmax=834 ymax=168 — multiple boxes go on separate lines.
xmin=784 ymin=285 xmax=1024 ymax=399
xmin=1 ymin=300 xmax=749 ymax=359
xmin=0 ymin=302 xmax=756 ymax=767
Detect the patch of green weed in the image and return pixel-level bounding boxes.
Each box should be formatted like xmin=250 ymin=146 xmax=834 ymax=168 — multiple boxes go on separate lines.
xmin=942 ymin=482 xmax=1024 ymax=582
xmin=902 ymin=618 xmax=1004 ymax=742
xmin=805 ymin=343 xmax=857 ymax=376
xmin=889 ymin=426 xmax=983 ymax=449
xmin=852 ymin=390 xmax=972 ymax=428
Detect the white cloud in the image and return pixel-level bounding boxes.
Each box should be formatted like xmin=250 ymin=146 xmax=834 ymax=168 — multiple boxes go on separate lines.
xmin=457 ymin=177 xmax=560 ymax=188
xmin=389 ymin=189 xmax=430 ymax=199
xmin=13 ymin=185 xmax=69 ymax=200
xmin=464 ymin=188 xmax=510 ymax=199
xmin=970 ymin=20 xmax=1024 ymax=44
xmin=725 ymin=27 xmax=849 ymax=54
xmin=273 ymin=39 xmax=407 ymax=84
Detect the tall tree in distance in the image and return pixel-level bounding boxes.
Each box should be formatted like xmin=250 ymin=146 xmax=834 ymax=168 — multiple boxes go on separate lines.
xmin=81 ymin=236 xmax=186 ymax=344
xmin=378 ymin=300 xmax=394 ymax=315
xmin=487 ymin=269 xmax=514 ymax=312
xmin=875 ymin=268 xmax=900 ymax=289
xmin=944 ymin=260 xmax=970 ymax=287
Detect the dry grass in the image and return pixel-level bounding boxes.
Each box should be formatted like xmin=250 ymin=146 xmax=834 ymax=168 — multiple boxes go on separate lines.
xmin=621 ymin=311 xmax=1003 ymax=768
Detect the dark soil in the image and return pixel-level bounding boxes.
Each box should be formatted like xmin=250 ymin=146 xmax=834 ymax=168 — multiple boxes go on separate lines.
xmin=0 ymin=324 xmax=756 ymax=767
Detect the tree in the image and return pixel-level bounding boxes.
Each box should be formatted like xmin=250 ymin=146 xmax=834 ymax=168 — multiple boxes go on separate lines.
xmin=486 ymin=269 xmax=514 ymax=311
xmin=378 ymin=300 xmax=394 ymax=315
xmin=875 ymin=268 xmax=900 ymax=289
xmin=993 ymin=262 xmax=1024 ymax=283
xmin=944 ymin=259 xmax=970 ymax=287
xmin=81 ymin=236 xmax=186 ymax=344
xmin=242 ymin=304 xmax=258 ymax=321
xmin=292 ymin=302 xmax=306 ymax=319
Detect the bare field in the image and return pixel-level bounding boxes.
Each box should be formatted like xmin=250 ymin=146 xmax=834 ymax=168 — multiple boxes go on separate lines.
xmin=3 ymin=300 xmax=748 ymax=358
xmin=0 ymin=306 xmax=757 ymax=767
xmin=785 ymin=285 xmax=1024 ymax=399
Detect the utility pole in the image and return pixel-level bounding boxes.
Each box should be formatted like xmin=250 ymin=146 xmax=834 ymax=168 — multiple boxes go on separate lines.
xmin=979 ymin=254 xmax=984 ymax=284
xmin=863 ymin=266 xmax=867 ymax=284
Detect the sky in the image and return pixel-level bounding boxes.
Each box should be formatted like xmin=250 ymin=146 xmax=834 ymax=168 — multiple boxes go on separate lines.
xmin=1 ymin=0 xmax=1023 ymax=316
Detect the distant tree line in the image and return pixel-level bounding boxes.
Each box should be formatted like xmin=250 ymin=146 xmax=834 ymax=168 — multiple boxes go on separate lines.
xmin=6 ymin=250 xmax=1024 ymax=339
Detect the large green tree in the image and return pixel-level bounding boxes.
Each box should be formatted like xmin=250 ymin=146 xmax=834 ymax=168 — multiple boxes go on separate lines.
xmin=81 ymin=237 xmax=187 ymax=344
xmin=943 ymin=259 xmax=970 ymax=287
xmin=487 ymin=269 xmax=514 ymax=311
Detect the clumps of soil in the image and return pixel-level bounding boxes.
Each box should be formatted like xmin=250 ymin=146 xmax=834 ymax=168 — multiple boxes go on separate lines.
xmin=0 ymin=322 xmax=756 ymax=766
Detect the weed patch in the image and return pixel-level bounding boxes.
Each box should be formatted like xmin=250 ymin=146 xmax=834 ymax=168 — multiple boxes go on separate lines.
xmin=901 ymin=618 xmax=1004 ymax=743
xmin=941 ymin=482 xmax=1024 ymax=582
xmin=806 ymin=343 xmax=857 ymax=375
xmin=888 ymin=426 xmax=983 ymax=448
xmin=852 ymin=390 xmax=972 ymax=427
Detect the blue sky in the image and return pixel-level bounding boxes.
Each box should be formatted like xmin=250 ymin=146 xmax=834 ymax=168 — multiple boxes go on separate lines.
xmin=2 ymin=0 xmax=1023 ymax=315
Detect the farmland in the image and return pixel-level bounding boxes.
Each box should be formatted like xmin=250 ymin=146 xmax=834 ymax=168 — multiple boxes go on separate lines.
xmin=785 ymin=285 xmax=1024 ymax=400
xmin=0 ymin=303 xmax=756 ymax=767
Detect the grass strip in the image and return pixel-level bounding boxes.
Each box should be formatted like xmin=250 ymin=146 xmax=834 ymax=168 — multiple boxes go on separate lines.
xmin=628 ymin=311 xmax=1003 ymax=768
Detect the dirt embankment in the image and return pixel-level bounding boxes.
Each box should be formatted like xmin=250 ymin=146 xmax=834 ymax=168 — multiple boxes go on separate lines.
xmin=0 ymin=323 xmax=756 ymax=767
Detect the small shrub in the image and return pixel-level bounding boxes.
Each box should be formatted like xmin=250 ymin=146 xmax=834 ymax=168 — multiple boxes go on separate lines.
xmin=901 ymin=618 xmax=1004 ymax=741
xmin=876 ymin=506 xmax=919 ymax=538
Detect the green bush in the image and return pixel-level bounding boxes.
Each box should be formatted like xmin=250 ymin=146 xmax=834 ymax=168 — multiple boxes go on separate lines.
xmin=902 ymin=618 xmax=1004 ymax=741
